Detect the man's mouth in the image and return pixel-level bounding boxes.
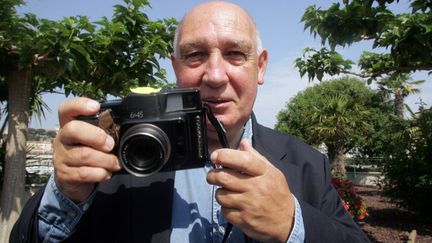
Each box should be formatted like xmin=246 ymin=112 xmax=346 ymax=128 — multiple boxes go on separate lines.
xmin=202 ymin=98 xmax=230 ymax=113
xmin=202 ymin=97 xmax=230 ymax=105
xmin=203 ymin=97 xmax=226 ymax=103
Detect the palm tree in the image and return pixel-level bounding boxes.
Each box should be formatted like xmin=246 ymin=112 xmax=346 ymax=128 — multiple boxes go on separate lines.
xmin=377 ymin=73 xmax=425 ymax=117
xmin=276 ymin=77 xmax=385 ymax=178
xmin=311 ymin=94 xmax=370 ymax=177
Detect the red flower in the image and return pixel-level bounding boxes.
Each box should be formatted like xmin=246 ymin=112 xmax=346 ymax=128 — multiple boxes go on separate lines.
xmin=342 ymin=200 xmax=350 ymax=210
xmin=332 ymin=176 xmax=368 ymax=220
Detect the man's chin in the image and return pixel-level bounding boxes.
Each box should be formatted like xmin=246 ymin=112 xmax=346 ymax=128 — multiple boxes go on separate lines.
xmin=205 ymin=114 xmax=235 ymax=146
xmin=205 ymin=127 xmax=219 ymax=141
xmin=205 ymin=126 xmax=224 ymax=148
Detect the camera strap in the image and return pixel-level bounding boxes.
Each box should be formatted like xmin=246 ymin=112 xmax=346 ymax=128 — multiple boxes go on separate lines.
xmin=203 ymin=103 xmax=241 ymax=243
xmin=203 ymin=103 xmax=229 ymax=149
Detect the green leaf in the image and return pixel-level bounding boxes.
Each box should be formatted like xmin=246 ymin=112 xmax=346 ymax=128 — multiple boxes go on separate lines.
xmin=69 ymin=43 xmax=93 ymax=64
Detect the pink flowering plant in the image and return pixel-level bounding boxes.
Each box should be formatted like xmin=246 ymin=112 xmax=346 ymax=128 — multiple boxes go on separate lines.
xmin=332 ymin=176 xmax=368 ymax=220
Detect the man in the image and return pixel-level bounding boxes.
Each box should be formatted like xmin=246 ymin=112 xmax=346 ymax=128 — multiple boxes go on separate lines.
xmin=11 ymin=2 xmax=370 ymax=242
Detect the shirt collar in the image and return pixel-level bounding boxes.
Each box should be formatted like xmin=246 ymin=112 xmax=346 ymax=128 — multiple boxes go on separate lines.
xmin=241 ymin=116 xmax=253 ymax=145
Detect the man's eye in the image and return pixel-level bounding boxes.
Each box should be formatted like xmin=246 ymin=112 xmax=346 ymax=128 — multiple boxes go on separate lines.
xmin=185 ymin=52 xmax=205 ymax=62
xmin=225 ymin=51 xmax=247 ymax=63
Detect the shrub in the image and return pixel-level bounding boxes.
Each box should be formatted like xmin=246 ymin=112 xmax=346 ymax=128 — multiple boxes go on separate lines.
xmin=382 ymin=106 xmax=432 ymax=217
xmin=332 ymin=176 xmax=368 ymax=220
xmin=0 ymin=141 xmax=5 ymax=191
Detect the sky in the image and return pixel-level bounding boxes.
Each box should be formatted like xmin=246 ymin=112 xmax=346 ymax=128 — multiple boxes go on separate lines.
xmin=16 ymin=0 xmax=432 ymax=129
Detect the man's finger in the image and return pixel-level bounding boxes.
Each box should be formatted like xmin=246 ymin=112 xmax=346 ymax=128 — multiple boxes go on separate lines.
xmin=207 ymin=168 xmax=250 ymax=192
xmin=59 ymin=120 xmax=115 ymax=152
xmin=220 ymin=207 xmax=244 ymax=227
xmin=60 ymin=144 xmax=121 ymax=171
xmin=58 ymin=97 xmax=100 ymax=127
xmin=55 ymin=165 xmax=114 ymax=184
xmin=215 ymin=187 xmax=250 ymax=209
xmin=210 ymin=140 xmax=268 ymax=176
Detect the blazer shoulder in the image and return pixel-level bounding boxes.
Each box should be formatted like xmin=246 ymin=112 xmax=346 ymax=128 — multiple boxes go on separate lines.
xmin=253 ymin=122 xmax=325 ymax=162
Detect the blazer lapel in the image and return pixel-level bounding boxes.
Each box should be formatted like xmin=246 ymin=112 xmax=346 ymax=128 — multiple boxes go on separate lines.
xmin=251 ymin=114 xmax=302 ymax=197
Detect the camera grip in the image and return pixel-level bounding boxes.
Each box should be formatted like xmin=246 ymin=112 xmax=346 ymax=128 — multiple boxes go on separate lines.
xmin=78 ymin=109 xmax=120 ymax=145
xmin=77 ymin=115 xmax=99 ymax=126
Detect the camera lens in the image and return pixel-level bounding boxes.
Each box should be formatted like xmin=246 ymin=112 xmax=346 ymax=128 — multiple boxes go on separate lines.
xmin=119 ymin=124 xmax=171 ymax=176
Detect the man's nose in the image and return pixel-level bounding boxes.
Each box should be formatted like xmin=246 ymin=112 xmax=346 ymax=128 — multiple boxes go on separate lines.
xmin=202 ymin=52 xmax=229 ymax=87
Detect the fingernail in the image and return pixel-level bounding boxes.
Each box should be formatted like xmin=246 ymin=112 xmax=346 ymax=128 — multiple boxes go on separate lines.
xmin=116 ymin=161 xmax=122 ymax=170
xmin=105 ymin=136 xmax=115 ymax=150
xmin=86 ymin=100 xmax=99 ymax=111
xmin=210 ymin=151 xmax=218 ymax=162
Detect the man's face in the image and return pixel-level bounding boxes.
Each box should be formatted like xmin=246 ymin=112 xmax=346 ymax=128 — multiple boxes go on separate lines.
xmin=172 ymin=4 xmax=268 ymax=143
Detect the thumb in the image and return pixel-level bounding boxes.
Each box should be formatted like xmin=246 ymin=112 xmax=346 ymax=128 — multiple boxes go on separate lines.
xmin=239 ymin=139 xmax=254 ymax=152
xmin=239 ymin=139 xmax=270 ymax=164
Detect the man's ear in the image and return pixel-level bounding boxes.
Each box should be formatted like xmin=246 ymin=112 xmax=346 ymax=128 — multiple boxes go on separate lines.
xmin=257 ymin=49 xmax=268 ymax=85
xmin=171 ymin=53 xmax=180 ymax=86
xmin=171 ymin=53 xmax=176 ymax=67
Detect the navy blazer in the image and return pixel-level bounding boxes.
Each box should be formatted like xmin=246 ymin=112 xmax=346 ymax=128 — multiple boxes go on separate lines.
xmin=11 ymin=116 xmax=370 ymax=242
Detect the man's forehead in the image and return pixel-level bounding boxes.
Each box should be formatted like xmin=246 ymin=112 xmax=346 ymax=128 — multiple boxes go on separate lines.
xmin=182 ymin=13 xmax=252 ymax=32
xmin=184 ymin=1 xmax=252 ymax=23
xmin=173 ymin=2 xmax=259 ymax=55
xmin=178 ymin=38 xmax=253 ymax=51
xmin=178 ymin=13 xmax=254 ymax=47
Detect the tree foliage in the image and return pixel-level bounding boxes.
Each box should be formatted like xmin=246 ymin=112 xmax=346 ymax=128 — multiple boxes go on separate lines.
xmin=292 ymin=0 xmax=432 ymax=215
xmin=0 ymin=0 xmax=177 ymax=240
xmin=295 ymin=0 xmax=432 ymax=81
xmin=377 ymin=72 xmax=425 ymax=116
xmin=381 ymin=105 xmax=432 ymax=217
xmin=2 ymin=0 xmax=177 ymax=100
xmin=275 ymin=77 xmax=392 ymax=175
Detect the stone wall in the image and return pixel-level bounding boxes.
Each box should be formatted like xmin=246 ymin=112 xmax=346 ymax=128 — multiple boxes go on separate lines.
xmin=347 ymin=171 xmax=384 ymax=186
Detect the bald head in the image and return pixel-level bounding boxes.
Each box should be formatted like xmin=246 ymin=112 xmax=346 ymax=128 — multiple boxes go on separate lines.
xmin=173 ymin=1 xmax=262 ymax=56
xmin=170 ymin=1 xmax=269 ymax=148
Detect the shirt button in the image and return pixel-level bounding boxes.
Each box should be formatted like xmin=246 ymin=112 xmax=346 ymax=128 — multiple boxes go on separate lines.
xmin=82 ymin=203 xmax=90 ymax=211
xmin=67 ymin=211 xmax=76 ymax=217
xmin=218 ymin=226 xmax=225 ymax=234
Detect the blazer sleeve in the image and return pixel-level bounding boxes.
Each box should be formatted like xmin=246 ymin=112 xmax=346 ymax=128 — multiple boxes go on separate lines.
xmin=9 ymin=186 xmax=44 ymax=243
xmin=251 ymin=119 xmax=370 ymax=242
xmin=299 ymin=155 xmax=371 ymax=243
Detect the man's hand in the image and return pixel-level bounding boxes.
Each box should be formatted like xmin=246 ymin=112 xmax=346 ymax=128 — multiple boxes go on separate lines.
xmin=53 ymin=98 xmax=121 ymax=202
xmin=207 ymin=139 xmax=295 ymax=243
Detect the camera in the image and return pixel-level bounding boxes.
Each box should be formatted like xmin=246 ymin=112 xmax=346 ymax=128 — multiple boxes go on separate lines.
xmin=80 ymin=88 xmax=209 ymax=177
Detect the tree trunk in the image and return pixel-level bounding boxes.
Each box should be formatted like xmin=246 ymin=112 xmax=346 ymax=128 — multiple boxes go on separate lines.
xmin=394 ymin=91 xmax=404 ymax=117
xmin=327 ymin=143 xmax=347 ymax=178
xmin=0 ymin=67 xmax=32 ymax=243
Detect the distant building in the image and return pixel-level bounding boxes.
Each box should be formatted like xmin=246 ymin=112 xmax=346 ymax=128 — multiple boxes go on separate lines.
xmin=24 ymin=127 xmax=57 ymax=175
xmin=0 ymin=128 xmax=55 ymax=194
xmin=26 ymin=139 xmax=54 ymax=175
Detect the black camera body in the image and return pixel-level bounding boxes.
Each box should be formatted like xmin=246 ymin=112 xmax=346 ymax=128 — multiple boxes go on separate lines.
xmin=81 ymin=88 xmax=208 ymax=177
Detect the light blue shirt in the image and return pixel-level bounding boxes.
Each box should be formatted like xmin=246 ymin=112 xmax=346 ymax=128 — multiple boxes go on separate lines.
xmin=38 ymin=118 xmax=305 ymax=242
